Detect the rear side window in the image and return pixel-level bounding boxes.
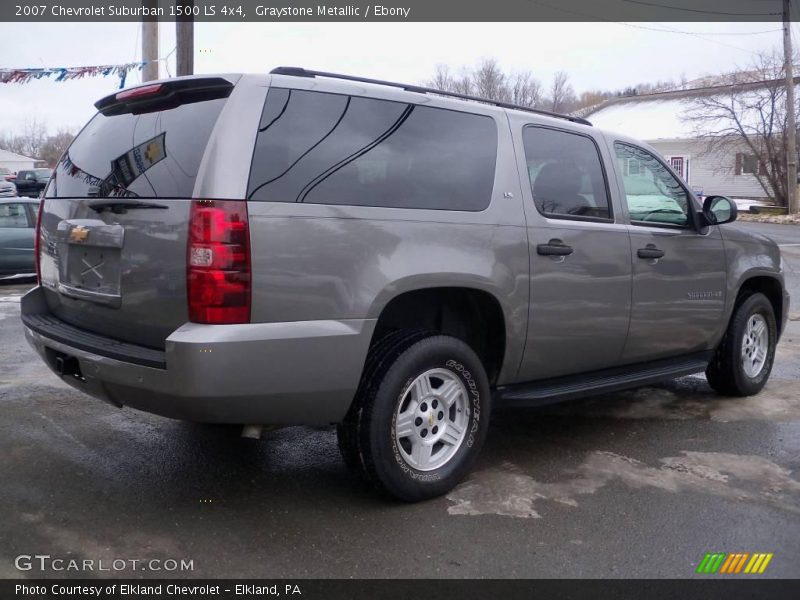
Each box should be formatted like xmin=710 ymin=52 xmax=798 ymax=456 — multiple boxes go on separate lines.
xmin=523 ymin=126 xmax=612 ymax=221
xmin=0 ymin=203 xmax=30 ymax=228
xmin=247 ymin=88 xmax=498 ymax=211
xmin=47 ymin=98 xmax=227 ymax=199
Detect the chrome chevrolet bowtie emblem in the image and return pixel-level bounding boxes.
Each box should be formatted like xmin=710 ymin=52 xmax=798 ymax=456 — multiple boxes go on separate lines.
xmin=69 ymin=226 xmax=89 ymax=243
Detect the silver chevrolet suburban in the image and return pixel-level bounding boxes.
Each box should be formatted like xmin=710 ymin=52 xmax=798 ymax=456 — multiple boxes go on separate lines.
xmin=22 ymin=68 xmax=790 ymax=501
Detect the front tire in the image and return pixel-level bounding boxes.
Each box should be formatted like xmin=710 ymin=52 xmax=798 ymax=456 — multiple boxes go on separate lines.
xmin=706 ymin=292 xmax=777 ymax=396
xmin=338 ymin=333 xmax=490 ymax=501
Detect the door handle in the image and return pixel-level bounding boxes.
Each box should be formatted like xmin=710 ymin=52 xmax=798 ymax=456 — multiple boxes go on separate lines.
xmin=537 ymin=240 xmax=574 ymax=256
xmin=637 ymin=245 xmax=665 ymax=259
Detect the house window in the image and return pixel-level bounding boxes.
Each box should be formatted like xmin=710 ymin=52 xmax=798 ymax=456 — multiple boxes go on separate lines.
xmin=736 ymin=153 xmax=766 ymax=176
xmin=669 ymin=157 xmax=684 ymax=178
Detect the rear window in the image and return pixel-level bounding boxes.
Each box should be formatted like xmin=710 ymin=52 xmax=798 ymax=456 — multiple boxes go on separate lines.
xmin=247 ymin=88 xmax=497 ymax=211
xmin=47 ymin=98 xmax=226 ymax=199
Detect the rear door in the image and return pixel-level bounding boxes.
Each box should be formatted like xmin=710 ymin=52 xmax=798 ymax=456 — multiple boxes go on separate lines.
xmin=513 ymin=121 xmax=633 ymax=381
xmin=39 ymin=76 xmax=240 ymax=349
xmin=611 ymin=141 xmax=727 ymax=362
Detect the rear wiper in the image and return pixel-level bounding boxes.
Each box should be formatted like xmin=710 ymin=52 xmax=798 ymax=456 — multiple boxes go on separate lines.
xmin=88 ymin=200 xmax=169 ymax=214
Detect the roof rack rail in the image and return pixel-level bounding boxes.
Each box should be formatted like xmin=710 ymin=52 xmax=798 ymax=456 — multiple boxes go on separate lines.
xmin=269 ymin=66 xmax=592 ymax=127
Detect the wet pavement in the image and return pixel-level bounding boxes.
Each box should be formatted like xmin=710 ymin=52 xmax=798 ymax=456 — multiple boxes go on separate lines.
xmin=1 ymin=223 xmax=799 ymax=579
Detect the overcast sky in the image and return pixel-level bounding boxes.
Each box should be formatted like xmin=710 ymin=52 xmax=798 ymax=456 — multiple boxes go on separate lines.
xmin=0 ymin=21 xmax=792 ymax=135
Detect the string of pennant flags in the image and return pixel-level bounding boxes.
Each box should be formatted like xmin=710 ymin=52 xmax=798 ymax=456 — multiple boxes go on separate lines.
xmin=0 ymin=58 xmax=169 ymax=89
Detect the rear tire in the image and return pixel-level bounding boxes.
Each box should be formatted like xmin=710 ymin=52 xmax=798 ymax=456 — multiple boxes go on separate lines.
xmin=337 ymin=329 xmax=427 ymax=474
xmin=706 ymin=292 xmax=777 ymax=397
xmin=337 ymin=332 xmax=490 ymax=501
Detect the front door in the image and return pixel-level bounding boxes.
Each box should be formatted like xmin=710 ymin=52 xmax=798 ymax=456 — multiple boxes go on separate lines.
xmin=613 ymin=142 xmax=727 ymax=362
xmin=515 ymin=124 xmax=632 ymax=382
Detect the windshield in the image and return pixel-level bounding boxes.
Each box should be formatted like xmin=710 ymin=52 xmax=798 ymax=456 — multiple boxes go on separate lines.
xmin=34 ymin=169 xmax=51 ymax=179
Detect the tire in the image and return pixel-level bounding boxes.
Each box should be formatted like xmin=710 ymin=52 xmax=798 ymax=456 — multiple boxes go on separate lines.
xmin=337 ymin=329 xmax=427 ymax=474
xmin=337 ymin=332 xmax=491 ymax=501
xmin=706 ymin=292 xmax=777 ymax=397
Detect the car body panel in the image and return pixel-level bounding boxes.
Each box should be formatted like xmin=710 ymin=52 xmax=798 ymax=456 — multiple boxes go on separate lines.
xmin=507 ymin=113 xmax=633 ymax=380
xmin=0 ymin=198 xmax=37 ymax=277
xmin=21 ymin=72 xmax=790 ymax=424
xmin=14 ymin=169 xmax=50 ymax=197
xmin=0 ymin=180 xmax=17 ymax=197
xmin=22 ymin=286 xmax=374 ymax=424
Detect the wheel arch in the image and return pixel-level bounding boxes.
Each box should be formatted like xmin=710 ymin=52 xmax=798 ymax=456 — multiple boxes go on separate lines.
xmin=368 ymin=285 xmax=508 ymax=385
xmin=732 ymin=273 xmax=784 ymax=335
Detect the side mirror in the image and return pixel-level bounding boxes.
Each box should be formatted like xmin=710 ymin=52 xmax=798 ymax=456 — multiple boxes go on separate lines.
xmin=701 ymin=195 xmax=737 ymax=226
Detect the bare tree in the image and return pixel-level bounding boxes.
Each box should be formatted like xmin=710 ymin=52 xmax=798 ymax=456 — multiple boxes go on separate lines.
xmin=509 ymin=71 xmax=543 ymax=108
xmin=451 ymin=70 xmax=474 ymax=96
xmin=682 ymin=51 xmax=797 ymax=207
xmin=549 ymin=71 xmax=577 ymax=113
xmin=0 ymin=118 xmax=48 ymax=159
xmin=427 ymin=60 xmax=546 ymax=108
xmin=427 ymin=64 xmax=474 ymax=97
xmin=427 ymin=64 xmax=454 ymax=92
xmin=39 ymin=129 xmax=75 ymax=167
xmin=473 ymin=58 xmax=509 ymax=102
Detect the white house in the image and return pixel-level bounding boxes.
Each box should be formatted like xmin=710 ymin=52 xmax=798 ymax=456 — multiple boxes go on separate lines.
xmin=585 ymin=85 xmax=778 ymax=200
xmin=0 ymin=148 xmax=38 ymax=174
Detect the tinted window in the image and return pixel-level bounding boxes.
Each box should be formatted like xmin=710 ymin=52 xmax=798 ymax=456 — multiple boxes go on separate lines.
xmin=615 ymin=143 xmax=690 ymax=227
xmin=523 ymin=127 xmax=611 ymax=220
xmin=247 ymin=88 xmax=497 ymax=211
xmin=0 ymin=203 xmax=30 ymax=228
xmin=47 ymin=98 xmax=227 ymax=199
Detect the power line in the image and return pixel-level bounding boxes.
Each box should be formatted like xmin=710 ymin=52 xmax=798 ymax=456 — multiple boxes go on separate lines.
xmin=668 ymin=27 xmax=782 ymax=36
xmin=619 ymin=22 xmax=767 ymax=53
xmin=646 ymin=22 xmax=781 ymax=36
xmin=619 ymin=0 xmax=781 ymax=17
xmin=527 ymin=0 xmax=771 ymax=55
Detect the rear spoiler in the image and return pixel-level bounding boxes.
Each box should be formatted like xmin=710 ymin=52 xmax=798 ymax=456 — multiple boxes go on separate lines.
xmin=94 ymin=77 xmax=234 ymax=116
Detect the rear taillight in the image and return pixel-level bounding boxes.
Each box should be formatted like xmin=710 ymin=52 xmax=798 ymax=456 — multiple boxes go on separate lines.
xmin=187 ymin=200 xmax=251 ymax=324
xmin=34 ymin=198 xmax=44 ymax=284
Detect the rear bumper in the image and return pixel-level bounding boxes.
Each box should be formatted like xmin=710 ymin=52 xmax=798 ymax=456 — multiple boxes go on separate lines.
xmin=22 ymin=287 xmax=375 ymax=424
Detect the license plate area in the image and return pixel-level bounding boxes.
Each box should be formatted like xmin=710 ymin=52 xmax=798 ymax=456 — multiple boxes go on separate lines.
xmin=56 ymin=219 xmax=125 ymax=307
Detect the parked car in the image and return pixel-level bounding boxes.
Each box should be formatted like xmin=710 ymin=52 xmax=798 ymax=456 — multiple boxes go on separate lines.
xmin=0 ymin=167 xmax=17 ymax=182
xmin=14 ymin=168 xmax=51 ymax=197
xmin=0 ymin=197 xmax=39 ymax=278
xmin=0 ymin=180 xmax=17 ymax=197
xmin=21 ymin=69 xmax=789 ymax=501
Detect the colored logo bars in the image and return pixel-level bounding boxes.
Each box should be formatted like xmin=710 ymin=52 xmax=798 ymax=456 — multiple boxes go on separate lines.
xmin=697 ymin=552 xmax=774 ymax=575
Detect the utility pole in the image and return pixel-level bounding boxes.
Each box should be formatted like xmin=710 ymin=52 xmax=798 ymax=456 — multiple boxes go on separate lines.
xmin=176 ymin=0 xmax=194 ymax=77
xmin=784 ymin=0 xmax=798 ymax=213
xmin=141 ymin=0 xmax=159 ymax=82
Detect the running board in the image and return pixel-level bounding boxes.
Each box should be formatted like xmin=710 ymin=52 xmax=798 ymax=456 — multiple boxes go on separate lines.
xmin=494 ymin=351 xmax=713 ymax=408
